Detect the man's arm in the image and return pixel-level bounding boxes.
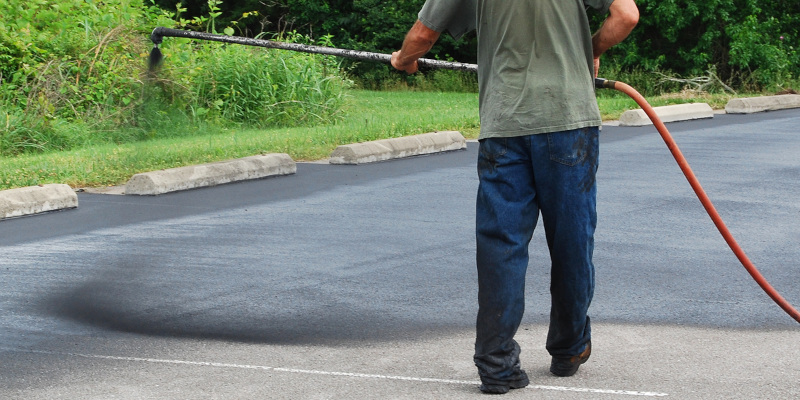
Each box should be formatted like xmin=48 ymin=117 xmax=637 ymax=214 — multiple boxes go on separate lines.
xmin=391 ymin=20 xmax=441 ymax=74
xmin=592 ymin=0 xmax=639 ymax=77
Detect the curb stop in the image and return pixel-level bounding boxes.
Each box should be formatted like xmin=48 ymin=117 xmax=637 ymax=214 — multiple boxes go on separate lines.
xmin=619 ymin=103 xmax=714 ymax=127
xmin=0 ymin=184 xmax=78 ymax=220
xmin=329 ymin=131 xmax=466 ymax=164
xmin=125 ymin=153 xmax=296 ymax=195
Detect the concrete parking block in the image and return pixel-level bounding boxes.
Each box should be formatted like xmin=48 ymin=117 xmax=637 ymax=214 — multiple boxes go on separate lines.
xmin=125 ymin=153 xmax=296 ymax=195
xmin=0 ymin=184 xmax=78 ymax=220
xmin=725 ymin=94 xmax=800 ymax=114
xmin=329 ymin=131 xmax=466 ymax=165
xmin=619 ymin=103 xmax=714 ymax=126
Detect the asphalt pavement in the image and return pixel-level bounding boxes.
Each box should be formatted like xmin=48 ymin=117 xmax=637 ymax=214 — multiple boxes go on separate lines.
xmin=1 ymin=109 xmax=799 ymax=399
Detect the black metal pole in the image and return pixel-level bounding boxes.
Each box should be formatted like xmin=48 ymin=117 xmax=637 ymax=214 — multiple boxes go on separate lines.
xmin=150 ymin=27 xmax=478 ymax=72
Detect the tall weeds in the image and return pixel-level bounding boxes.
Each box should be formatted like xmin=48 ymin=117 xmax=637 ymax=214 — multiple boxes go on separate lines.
xmin=189 ymin=44 xmax=349 ymax=127
xmin=0 ymin=0 xmax=351 ymax=156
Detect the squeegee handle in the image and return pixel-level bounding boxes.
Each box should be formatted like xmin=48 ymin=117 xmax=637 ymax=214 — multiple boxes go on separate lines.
xmin=150 ymin=27 xmax=478 ymax=72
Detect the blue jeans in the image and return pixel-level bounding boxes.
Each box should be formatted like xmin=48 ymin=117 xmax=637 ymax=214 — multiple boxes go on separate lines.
xmin=474 ymin=127 xmax=598 ymax=384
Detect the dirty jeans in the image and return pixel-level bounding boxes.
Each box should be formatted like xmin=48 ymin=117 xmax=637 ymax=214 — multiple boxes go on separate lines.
xmin=474 ymin=127 xmax=598 ymax=384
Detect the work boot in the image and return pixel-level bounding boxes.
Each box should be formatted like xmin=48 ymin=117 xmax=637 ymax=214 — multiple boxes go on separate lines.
xmin=550 ymin=341 xmax=591 ymax=377
xmin=479 ymin=369 xmax=530 ymax=394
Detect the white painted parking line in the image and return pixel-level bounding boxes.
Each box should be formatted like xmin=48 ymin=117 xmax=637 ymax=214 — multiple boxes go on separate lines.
xmin=4 ymin=347 xmax=669 ymax=397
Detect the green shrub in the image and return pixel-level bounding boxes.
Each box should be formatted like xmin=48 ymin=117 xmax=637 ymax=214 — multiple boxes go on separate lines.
xmin=727 ymin=15 xmax=796 ymax=91
xmin=0 ymin=0 xmax=169 ymax=154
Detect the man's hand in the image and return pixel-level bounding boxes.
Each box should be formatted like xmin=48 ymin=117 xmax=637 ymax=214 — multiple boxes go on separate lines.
xmin=391 ymin=51 xmax=419 ymax=74
xmin=392 ymin=20 xmax=441 ymax=74
xmin=592 ymin=0 xmax=639 ymax=77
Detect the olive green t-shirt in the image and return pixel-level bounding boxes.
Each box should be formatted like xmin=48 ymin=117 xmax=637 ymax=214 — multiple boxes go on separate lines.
xmin=418 ymin=0 xmax=614 ymax=139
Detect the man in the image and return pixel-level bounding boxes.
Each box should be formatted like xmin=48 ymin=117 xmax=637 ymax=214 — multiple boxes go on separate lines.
xmin=392 ymin=0 xmax=638 ymax=395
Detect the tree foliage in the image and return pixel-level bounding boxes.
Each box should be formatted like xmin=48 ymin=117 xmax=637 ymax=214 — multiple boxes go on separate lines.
xmin=604 ymin=0 xmax=799 ymax=88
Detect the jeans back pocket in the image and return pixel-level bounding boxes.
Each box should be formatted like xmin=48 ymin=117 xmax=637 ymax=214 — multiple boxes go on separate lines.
xmin=547 ymin=128 xmax=597 ymax=167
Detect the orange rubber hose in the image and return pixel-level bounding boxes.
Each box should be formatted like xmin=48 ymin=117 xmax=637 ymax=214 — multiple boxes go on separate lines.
xmin=597 ymin=78 xmax=800 ymax=324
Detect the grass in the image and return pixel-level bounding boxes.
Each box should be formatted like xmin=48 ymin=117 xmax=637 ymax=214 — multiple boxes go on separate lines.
xmin=0 ymin=88 xmax=757 ymax=190
xmin=0 ymin=90 xmax=480 ymax=189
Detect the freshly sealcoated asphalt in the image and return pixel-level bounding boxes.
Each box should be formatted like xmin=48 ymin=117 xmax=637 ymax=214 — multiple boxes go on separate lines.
xmin=2 ymin=109 xmax=799 ymax=399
